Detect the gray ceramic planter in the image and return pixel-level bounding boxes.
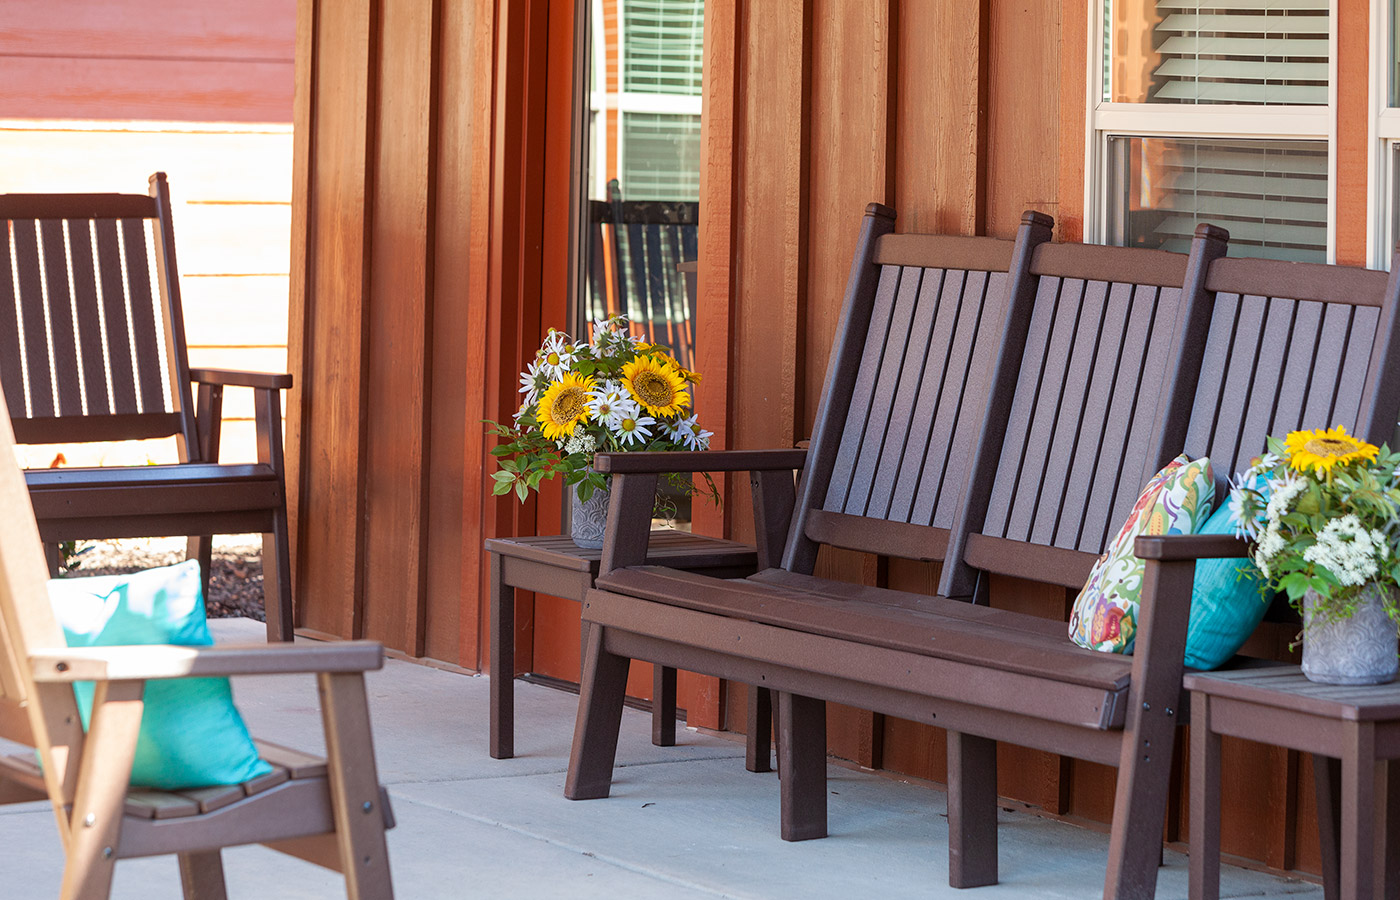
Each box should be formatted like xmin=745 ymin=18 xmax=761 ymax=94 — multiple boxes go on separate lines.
xmin=1301 ymin=584 xmax=1400 ymax=685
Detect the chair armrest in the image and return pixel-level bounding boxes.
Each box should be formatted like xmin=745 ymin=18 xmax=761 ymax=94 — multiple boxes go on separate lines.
xmin=189 ymin=368 xmax=293 ymax=390
xmin=593 ymin=449 xmax=807 ymax=474
xmin=1134 ymin=534 xmax=1252 ymax=561
xmin=29 ymin=640 xmax=383 ymax=682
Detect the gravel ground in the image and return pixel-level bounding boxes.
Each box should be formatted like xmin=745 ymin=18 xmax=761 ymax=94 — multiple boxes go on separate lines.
xmin=58 ymin=535 xmax=267 ymax=621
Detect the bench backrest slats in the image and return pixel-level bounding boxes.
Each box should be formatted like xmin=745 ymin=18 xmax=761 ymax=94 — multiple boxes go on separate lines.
xmin=1184 ymin=256 xmax=1400 ymax=479
xmin=0 ymin=174 xmax=197 ymax=452
xmin=940 ymin=226 xmax=1229 ymax=599
xmin=784 ymin=206 xmax=1051 ymax=572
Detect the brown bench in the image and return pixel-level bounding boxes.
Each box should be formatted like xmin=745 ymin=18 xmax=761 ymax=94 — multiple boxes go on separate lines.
xmin=563 ymin=204 xmax=1400 ymax=899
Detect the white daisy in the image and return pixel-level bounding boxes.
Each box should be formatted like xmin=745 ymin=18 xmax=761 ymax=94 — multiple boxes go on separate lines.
xmin=669 ymin=414 xmax=713 ymax=451
xmin=518 ymin=360 xmax=546 ymax=405
xmin=537 ymin=331 xmax=576 ymax=379
xmin=590 ymin=382 xmax=636 ymax=430
xmin=615 ymin=412 xmax=656 ymax=447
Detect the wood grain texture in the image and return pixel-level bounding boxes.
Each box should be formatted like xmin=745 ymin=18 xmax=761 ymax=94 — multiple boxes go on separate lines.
xmin=894 ymin=0 xmax=984 ymax=235
xmin=1055 ymin=0 xmax=1086 ymax=242
xmin=293 ymin=0 xmax=374 ymax=639
xmin=362 ymin=0 xmax=435 ymax=655
xmin=729 ymin=0 xmax=810 ymax=550
xmin=1335 ymin=0 xmax=1367 ymax=266
xmin=805 ymin=0 xmax=894 ymax=438
xmin=984 ymin=0 xmax=1059 ymax=238
xmin=692 ymin=0 xmax=741 ymax=547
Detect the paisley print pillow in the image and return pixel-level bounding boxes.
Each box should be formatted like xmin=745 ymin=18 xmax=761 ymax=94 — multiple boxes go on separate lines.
xmin=1068 ymin=455 xmax=1214 ymax=654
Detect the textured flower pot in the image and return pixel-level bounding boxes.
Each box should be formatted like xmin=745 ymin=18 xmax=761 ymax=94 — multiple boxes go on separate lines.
xmin=1301 ymin=585 xmax=1399 ymax=685
xmin=569 ymin=481 xmax=611 ymax=550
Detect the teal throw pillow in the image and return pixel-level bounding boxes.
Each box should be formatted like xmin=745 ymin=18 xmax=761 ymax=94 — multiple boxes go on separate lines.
xmin=47 ymin=560 xmax=272 ymax=790
xmin=1184 ymin=495 xmax=1269 ymax=670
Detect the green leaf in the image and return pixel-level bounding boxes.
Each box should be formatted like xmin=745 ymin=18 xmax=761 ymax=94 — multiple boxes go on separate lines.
xmin=491 ymin=471 xmax=515 ymax=483
xmin=491 ymin=481 xmax=512 ymax=496
xmin=515 ymin=481 xmax=528 ymax=502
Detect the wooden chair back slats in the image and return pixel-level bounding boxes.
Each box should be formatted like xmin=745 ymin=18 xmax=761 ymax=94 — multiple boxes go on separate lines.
xmin=940 ymin=224 xmax=1229 ymax=599
xmin=1185 ymin=288 xmax=1392 ymax=481
xmin=981 ymin=278 xmax=1183 ymax=554
xmin=2 ymin=192 xmax=189 ymax=446
xmin=822 ymin=265 xmax=1009 ymax=532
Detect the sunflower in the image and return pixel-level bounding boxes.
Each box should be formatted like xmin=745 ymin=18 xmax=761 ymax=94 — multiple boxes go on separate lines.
xmin=622 ymin=355 xmax=690 ymax=417
xmin=1285 ymin=425 xmax=1379 ymax=475
xmin=537 ymin=372 xmax=596 ymax=441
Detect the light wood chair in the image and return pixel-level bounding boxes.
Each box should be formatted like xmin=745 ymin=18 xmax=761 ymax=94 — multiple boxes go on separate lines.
xmin=0 ymin=390 xmax=394 ymax=898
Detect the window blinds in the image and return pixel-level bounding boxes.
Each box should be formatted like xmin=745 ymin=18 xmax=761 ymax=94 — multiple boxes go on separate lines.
xmin=1111 ymin=137 xmax=1327 ymax=262
xmin=1149 ymin=0 xmax=1328 ymax=106
xmin=621 ymin=112 xmax=702 ymax=202
xmin=622 ymin=0 xmax=704 ymax=96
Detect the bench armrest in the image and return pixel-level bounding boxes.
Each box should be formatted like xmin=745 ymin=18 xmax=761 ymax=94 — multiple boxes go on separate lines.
xmin=1134 ymin=533 xmax=1251 ymax=561
xmin=29 ymin=640 xmax=383 ymax=682
xmin=593 ymin=449 xmax=807 ymax=475
xmin=189 ymin=368 xmax=293 ymax=390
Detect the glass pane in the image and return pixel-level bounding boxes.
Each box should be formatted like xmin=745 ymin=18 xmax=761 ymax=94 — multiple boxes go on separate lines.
xmin=578 ymin=0 xmax=705 ymax=526
xmin=1106 ymin=136 xmax=1327 ymax=262
xmin=1106 ymin=0 xmax=1329 ymax=106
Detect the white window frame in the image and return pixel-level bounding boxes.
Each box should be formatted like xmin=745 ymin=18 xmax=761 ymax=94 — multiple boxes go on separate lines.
xmin=1083 ymin=0 xmax=1340 ymax=263
xmin=1371 ymin=0 xmax=1400 ymax=267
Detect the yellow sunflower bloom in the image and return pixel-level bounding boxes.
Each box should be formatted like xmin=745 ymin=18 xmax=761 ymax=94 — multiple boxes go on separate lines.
xmin=537 ymin=372 xmax=595 ymax=441
xmin=1285 ymin=425 xmax=1379 ymax=475
xmin=622 ymin=355 xmax=690 ymax=417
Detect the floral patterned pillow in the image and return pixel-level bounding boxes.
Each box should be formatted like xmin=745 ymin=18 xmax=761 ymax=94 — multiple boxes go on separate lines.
xmin=1068 ymin=455 xmax=1214 ymax=654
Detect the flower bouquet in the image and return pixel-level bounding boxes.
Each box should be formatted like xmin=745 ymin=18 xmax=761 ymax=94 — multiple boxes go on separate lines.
xmin=487 ymin=316 xmax=717 ymax=520
xmin=1228 ymin=425 xmax=1400 ymax=682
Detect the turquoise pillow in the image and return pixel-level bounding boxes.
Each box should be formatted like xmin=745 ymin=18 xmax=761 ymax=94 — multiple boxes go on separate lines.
xmin=47 ymin=560 xmax=272 ymax=790
xmin=1184 ymin=502 xmax=1269 ymax=670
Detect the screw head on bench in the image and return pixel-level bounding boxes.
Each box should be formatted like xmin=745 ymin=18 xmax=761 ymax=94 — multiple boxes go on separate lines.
xmin=103 ymin=847 xmax=113 ymax=860
xmin=1142 ymin=702 xmax=1150 ymax=711
xmin=83 ymin=813 xmax=94 ymax=827
xmin=362 ymin=800 xmax=373 ymax=813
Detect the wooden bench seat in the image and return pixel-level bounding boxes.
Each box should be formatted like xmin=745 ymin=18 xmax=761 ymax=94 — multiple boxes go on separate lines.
xmin=564 ymin=202 xmax=1400 ymax=900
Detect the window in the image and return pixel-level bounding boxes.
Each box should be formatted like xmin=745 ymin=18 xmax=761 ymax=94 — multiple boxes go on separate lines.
xmin=1089 ymin=1 xmax=1335 ymax=263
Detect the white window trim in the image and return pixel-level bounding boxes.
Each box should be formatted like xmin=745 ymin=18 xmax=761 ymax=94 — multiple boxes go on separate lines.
xmin=1083 ymin=0 xmax=1340 ymax=263
xmin=1371 ymin=0 xmax=1397 ymax=267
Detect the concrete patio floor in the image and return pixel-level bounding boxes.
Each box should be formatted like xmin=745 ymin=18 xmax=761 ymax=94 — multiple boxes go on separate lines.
xmin=0 ymin=618 xmax=1324 ymax=899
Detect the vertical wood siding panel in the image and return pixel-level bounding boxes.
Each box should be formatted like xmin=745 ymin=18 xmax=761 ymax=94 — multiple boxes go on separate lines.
xmin=296 ymin=0 xmax=374 ymax=639
xmin=423 ymin=0 xmax=480 ymax=667
xmin=895 ymin=0 xmax=983 ymax=234
xmin=805 ymin=0 xmax=892 ymax=438
xmin=362 ymin=0 xmax=436 ymax=655
xmin=286 ymin=0 xmax=318 ymax=609
xmin=985 ymin=0 xmax=1058 ymax=237
xmin=730 ymin=0 xmax=810 ymax=533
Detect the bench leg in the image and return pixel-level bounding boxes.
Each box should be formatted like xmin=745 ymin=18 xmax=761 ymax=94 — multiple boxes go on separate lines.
xmin=187 ymin=534 xmax=214 ymax=616
xmin=489 ymin=552 xmax=514 ymax=759
xmin=652 ymin=665 xmax=677 ymax=747
xmin=778 ymin=692 xmax=826 ymax=841
xmin=178 ymin=850 xmax=228 ymax=900
xmin=746 ymin=685 xmax=773 ymax=773
xmin=1341 ymin=721 xmax=1383 ymax=900
xmin=566 ymin=622 xmax=631 ymax=800
xmin=947 ymin=731 xmax=998 ymax=888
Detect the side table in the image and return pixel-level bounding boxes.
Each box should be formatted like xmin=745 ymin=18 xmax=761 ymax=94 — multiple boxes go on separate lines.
xmin=1186 ymin=666 xmax=1400 ymax=900
xmin=486 ymin=531 xmax=763 ymax=761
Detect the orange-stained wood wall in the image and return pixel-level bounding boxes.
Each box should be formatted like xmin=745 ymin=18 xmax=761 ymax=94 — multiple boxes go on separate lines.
xmin=291 ymin=0 xmax=1376 ymax=876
